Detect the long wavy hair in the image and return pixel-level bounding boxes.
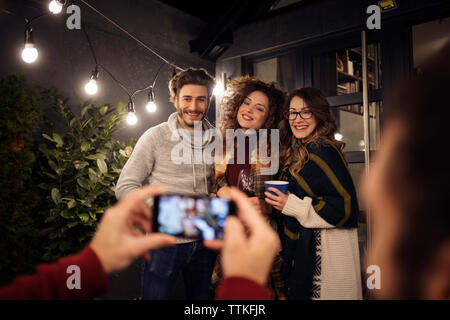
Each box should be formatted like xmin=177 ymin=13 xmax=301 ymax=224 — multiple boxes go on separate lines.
xmin=218 ymin=75 xmax=286 ymax=136
xmin=279 ymin=87 xmax=345 ymax=177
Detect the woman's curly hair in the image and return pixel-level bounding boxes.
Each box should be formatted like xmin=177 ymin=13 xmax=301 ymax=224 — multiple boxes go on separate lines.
xmin=218 ymin=76 xmax=286 ymax=135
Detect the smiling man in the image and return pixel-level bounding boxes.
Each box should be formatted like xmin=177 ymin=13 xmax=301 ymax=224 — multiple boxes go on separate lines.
xmin=115 ymin=68 xmax=217 ymax=300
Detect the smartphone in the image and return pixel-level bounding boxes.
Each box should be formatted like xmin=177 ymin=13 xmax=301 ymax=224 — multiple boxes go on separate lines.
xmin=153 ymin=194 xmax=236 ymax=240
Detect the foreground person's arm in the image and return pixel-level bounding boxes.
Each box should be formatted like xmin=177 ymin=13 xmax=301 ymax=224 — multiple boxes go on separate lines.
xmin=0 ymin=186 xmax=175 ymax=300
xmin=206 ymin=187 xmax=280 ymax=300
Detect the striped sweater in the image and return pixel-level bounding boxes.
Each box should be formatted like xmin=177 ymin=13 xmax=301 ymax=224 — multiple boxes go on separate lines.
xmin=279 ymin=141 xmax=362 ymax=300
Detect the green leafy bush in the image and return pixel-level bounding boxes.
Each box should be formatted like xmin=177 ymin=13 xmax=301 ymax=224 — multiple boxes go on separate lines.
xmin=38 ymin=96 xmax=136 ymax=261
xmin=0 ymin=74 xmax=44 ymax=285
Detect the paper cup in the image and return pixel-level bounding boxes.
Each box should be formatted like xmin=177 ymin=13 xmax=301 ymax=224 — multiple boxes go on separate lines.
xmin=264 ymin=180 xmax=289 ymax=196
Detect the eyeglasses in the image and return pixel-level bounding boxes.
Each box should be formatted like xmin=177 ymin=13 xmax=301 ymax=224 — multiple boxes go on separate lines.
xmin=286 ymin=110 xmax=313 ymax=120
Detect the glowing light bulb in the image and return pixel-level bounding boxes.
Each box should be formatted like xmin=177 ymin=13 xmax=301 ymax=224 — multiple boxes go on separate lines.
xmin=126 ymin=112 xmax=138 ymax=125
xmin=146 ymin=101 xmax=157 ymax=113
xmin=22 ymin=43 xmax=38 ymax=63
xmin=49 ymin=0 xmax=63 ymax=14
xmin=334 ymin=133 xmax=343 ymax=141
xmin=85 ymin=79 xmax=98 ymax=95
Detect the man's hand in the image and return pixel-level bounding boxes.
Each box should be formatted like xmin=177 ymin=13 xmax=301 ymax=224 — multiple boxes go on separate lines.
xmin=90 ymin=186 xmax=176 ymax=274
xmin=205 ymin=187 xmax=280 ymax=286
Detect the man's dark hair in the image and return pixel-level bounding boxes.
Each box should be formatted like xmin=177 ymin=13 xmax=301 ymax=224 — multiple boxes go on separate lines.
xmin=168 ymin=68 xmax=215 ymax=103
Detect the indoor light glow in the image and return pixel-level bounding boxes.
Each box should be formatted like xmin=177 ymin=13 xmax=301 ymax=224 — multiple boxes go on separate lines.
xmin=213 ymin=81 xmax=224 ymax=96
xmin=334 ymin=133 xmax=343 ymax=141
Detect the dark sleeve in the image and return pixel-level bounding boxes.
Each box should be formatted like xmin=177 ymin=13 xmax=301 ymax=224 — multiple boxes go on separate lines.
xmin=301 ymin=149 xmax=359 ymax=228
xmin=0 ymin=246 xmax=108 ymax=300
xmin=216 ymin=277 xmax=273 ymax=300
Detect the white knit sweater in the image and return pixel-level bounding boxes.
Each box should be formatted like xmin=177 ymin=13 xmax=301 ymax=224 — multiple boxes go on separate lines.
xmin=282 ymin=193 xmax=363 ymax=300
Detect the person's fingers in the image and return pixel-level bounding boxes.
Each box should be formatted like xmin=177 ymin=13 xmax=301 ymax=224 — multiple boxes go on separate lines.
xmin=268 ymin=187 xmax=284 ymax=196
xmin=264 ymin=191 xmax=278 ymax=201
xmin=228 ymin=187 xmax=266 ymax=231
xmin=223 ymin=216 xmax=247 ymax=250
xmin=130 ymin=212 xmax=152 ymax=234
xmin=264 ymin=197 xmax=278 ymax=206
xmin=117 ymin=185 xmax=166 ymax=215
xmin=203 ymin=239 xmax=223 ymax=251
xmin=129 ymin=233 xmax=176 ymax=257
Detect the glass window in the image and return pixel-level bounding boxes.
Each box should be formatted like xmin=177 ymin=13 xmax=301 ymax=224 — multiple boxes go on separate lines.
xmin=334 ymin=101 xmax=382 ymax=152
xmin=252 ymin=53 xmax=296 ymax=92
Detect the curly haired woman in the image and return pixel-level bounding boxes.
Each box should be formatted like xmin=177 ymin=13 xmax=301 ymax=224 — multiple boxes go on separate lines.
xmin=265 ymin=87 xmax=362 ymax=300
xmin=210 ymin=75 xmax=286 ymax=299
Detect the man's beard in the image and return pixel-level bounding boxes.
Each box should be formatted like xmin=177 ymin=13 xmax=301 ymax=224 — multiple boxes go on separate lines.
xmin=178 ymin=108 xmax=205 ymax=127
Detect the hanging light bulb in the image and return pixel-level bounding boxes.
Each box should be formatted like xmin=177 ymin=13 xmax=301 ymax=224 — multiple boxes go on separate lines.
xmin=85 ymin=69 xmax=99 ymax=95
xmin=145 ymin=87 xmax=157 ymax=113
xmin=126 ymin=99 xmax=138 ymax=125
xmin=48 ymin=0 xmax=64 ymax=14
xmin=21 ymin=27 xmax=38 ymax=64
xmin=334 ymin=133 xmax=343 ymax=141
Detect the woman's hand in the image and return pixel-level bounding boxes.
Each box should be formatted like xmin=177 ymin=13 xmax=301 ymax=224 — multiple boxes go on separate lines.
xmin=264 ymin=188 xmax=289 ymax=211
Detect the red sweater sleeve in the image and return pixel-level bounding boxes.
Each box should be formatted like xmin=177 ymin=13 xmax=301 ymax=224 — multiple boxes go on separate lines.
xmin=216 ymin=277 xmax=273 ymax=300
xmin=0 ymin=246 xmax=108 ymax=300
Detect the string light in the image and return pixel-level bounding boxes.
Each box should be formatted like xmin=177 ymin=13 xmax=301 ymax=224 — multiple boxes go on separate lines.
xmin=126 ymin=99 xmax=138 ymax=125
xmin=22 ymin=26 xmax=38 ymax=64
xmin=3 ymin=3 xmax=190 ymax=126
xmin=145 ymin=87 xmax=157 ymax=113
xmin=48 ymin=0 xmax=65 ymax=14
xmin=335 ymin=133 xmax=343 ymax=141
xmin=84 ymin=68 xmax=99 ymax=95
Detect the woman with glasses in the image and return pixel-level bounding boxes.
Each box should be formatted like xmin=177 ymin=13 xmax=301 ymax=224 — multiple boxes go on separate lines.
xmin=265 ymin=87 xmax=362 ymax=300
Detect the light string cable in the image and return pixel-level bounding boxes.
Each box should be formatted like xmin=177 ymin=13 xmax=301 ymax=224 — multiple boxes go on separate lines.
xmin=0 ymin=8 xmax=49 ymax=25
xmin=78 ymin=0 xmax=184 ymax=72
xmin=131 ymin=62 xmax=166 ymax=99
xmin=1 ymin=8 xmax=50 ymax=64
xmin=81 ymin=15 xmax=165 ymax=103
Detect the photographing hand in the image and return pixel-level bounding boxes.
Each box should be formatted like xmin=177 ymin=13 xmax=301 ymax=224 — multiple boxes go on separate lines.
xmin=205 ymin=187 xmax=280 ymax=286
xmin=90 ymin=185 xmax=176 ymax=274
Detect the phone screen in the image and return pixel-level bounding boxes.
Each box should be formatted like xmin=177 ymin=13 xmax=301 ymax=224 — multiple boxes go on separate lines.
xmin=153 ymin=195 xmax=235 ymax=240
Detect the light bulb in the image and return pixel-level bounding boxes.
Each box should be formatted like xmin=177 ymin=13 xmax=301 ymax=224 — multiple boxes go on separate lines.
xmin=146 ymin=101 xmax=157 ymax=113
xmin=22 ymin=43 xmax=38 ymax=63
xmin=49 ymin=0 xmax=63 ymax=14
xmin=213 ymin=82 xmax=224 ymax=96
xmin=334 ymin=133 xmax=343 ymax=141
xmin=126 ymin=112 xmax=138 ymax=125
xmin=85 ymin=79 xmax=98 ymax=95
